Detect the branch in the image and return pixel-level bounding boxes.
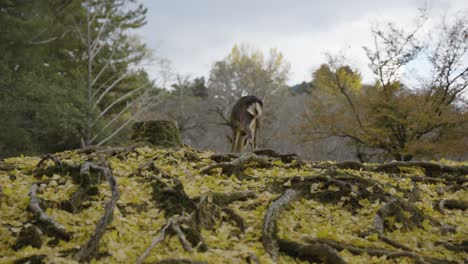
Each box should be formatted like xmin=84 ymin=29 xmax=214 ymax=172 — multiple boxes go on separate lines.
xmin=91 ymin=38 xmax=120 ymax=86
xmin=95 ymin=97 xmax=158 ymax=146
xmin=92 ymin=73 xmax=129 ymax=110
xmin=209 ymin=105 xmax=231 ymax=125
xmin=71 ymin=15 xmax=87 ymax=46
xmin=95 ymin=83 xmax=149 ymax=118
xmin=90 ymin=97 xmax=142 ymax=142
xmin=90 ymin=11 xmax=112 ymax=54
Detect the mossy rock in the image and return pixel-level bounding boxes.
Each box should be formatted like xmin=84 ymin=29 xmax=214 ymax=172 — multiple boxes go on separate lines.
xmin=131 ymin=120 xmax=182 ymax=147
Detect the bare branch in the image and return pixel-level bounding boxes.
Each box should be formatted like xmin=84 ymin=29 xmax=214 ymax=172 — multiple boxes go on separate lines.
xmin=91 ymin=39 xmax=120 ymax=86
xmin=95 ymin=97 xmax=158 ymax=146
xmin=95 ymin=83 xmax=149 ymax=118
xmin=92 ymin=73 xmax=129 ymax=110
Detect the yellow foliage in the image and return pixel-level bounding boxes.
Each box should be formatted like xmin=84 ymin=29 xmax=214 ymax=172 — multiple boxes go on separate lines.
xmin=0 ymin=147 xmax=466 ymax=263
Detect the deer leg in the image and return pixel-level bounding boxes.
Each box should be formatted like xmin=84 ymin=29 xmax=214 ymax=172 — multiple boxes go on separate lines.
xmin=252 ymin=119 xmax=258 ymax=150
xmin=246 ymin=119 xmax=257 ymax=151
xmin=244 ymin=128 xmax=254 ymax=152
xmin=233 ymin=129 xmax=243 ymax=153
xmin=238 ymin=131 xmax=246 ymax=152
xmin=232 ymin=129 xmax=238 ymax=152
xmin=227 ymin=135 xmax=234 ymax=152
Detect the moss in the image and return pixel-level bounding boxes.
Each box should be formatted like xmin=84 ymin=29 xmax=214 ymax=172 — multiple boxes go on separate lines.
xmin=131 ymin=120 xmax=182 ymax=147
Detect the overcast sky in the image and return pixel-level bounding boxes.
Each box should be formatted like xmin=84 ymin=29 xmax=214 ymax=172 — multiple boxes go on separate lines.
xmin=136 ymin=0 xmax=467 ymax=86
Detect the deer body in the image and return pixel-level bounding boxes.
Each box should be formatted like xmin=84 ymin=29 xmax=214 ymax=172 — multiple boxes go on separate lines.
xmin=228 ymin=95 xmax=263 ymax=152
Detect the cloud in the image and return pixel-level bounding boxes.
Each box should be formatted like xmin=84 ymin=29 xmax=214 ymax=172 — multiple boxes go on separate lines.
xmin=137 ymin=0 xmax=468 ymax=85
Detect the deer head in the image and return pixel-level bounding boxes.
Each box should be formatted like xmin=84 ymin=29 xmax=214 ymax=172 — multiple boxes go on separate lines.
xmin=227 ymin=95 xmax=263 ymax=153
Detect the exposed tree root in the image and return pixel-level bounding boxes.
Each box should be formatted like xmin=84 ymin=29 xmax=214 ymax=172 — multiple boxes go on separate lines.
xmin=140 ymin=169 xmax=256 ymax=260
xmin=0 ymin=161 xmax=15 ymax=171
xmin=262 ymin=189 xmax=298 ymax=261
xmin=13 ymin=254 xmax=47 ymax=264
xmin=374 ymin=199 xmax=442 ymax=233
xmin=278 ymin=239 xmax=346 ymax=264
xmin=61 ymin=161 xmax=104 ymax=213
xmin=435 ymin=240 xmax=468 ymax=253
xmin=206 ymin=149 xmax=302 ymax=173
xmin=437 ymin=199 xmax=468 ymax=214
xmin=34 ymin=155 xmax=82 ymax=182
xmin=136 ymin=215 xmax=192 ymax=264
xmin=78 ymin=142 xmax=147 ymax=158
xmin=222 ymin=207 xmax=246 ymax=233
xmin=74 ymin=161 xmax=119 ymax=262
xmin=209 ymin=153 xmax=239 ymax=163
xmin=8 ymin=147 xmax=466 ymax=263
xmin=13 ymin=224 xmax=43 ymax=250
xmin=374 ymin=162 xmax=468 ymax=177
xmin=61 ymin=185 xmax=98 ymax=213
xmin=304 ymin=238 xmax=454 ymax=264
xmin=253 ymin=148 xmax=299 ymax=163
xmin=315 ymin=161 xmax=468 ymax=178
xmin=133 ymin=157 xmax=161 ymax=176
xmin=200 ymin=152 xmax=270 ymax=178
xmin=437 ymin=185 xmax=466 ymax=195
xmin=210 ymin=191 xmax=257 ymax=206
xmin=245 ymin=253 xmax=260 ymax=264
xmin=155 ymin=258 xmax=208 ymax=264
xmin=28 ymin=183 xmax=71 ymax=241
xmin=34 ymin=154 xmax=63 ymax=177
xmin=284 ymin=171 xmax=389 ymax=212
xmin=281 ymin=171 xmax=451 ymax=232
xmin=151 ymin=176 xmax=197 ymax=217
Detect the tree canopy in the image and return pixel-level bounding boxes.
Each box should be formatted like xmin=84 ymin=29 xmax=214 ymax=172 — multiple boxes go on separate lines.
xmin=298 ymin=15 xmax=468 ymax=161
xmin=0 ymin=0 xmax=154 ymax=158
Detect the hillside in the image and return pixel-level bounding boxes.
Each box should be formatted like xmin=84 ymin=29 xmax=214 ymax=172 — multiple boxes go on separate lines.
xmin=0 ymin=145 xmax=467 ymax=264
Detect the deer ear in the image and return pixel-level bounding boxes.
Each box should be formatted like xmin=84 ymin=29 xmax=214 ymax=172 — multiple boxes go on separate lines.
xmin=226 ymin=136 xmax=233 ymax=144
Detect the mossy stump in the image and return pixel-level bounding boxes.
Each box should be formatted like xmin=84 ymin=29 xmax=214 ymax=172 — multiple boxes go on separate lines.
xmin=131 ymin=120 xmax=182 ymax=147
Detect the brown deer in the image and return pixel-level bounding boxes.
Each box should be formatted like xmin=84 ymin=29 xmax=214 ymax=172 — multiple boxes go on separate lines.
xmin=227 ymin=95 xmax=263 ymax=152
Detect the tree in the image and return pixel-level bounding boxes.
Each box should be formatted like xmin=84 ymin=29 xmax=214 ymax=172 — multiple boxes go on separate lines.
xmin=298 ymin=15 xmax=468 ymax=161
xmin=71 ymin=0 xmax=157 ymax=147
xmin=0 ymin=0 xmax=157 ymax=158
xmin=207 ymin=44 xmax=290 ymax=150
xmin=146 ymin=76 xmax=210 ymax=146
xmin=0 ymin=0 xmax=85 ymax=157
xmin=208 ymin=44 xmax=290 ymax=124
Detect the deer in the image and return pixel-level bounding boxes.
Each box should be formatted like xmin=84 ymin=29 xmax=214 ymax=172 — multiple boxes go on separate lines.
xmin=227 ymin=95 xmax=263 ymax=153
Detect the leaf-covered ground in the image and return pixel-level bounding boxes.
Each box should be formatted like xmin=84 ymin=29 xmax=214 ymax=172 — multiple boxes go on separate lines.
xmin=0 ymin=146 xmax=466 ymax=263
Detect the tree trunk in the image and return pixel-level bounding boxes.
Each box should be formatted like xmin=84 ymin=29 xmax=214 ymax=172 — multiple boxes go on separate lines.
xmin=131 ymin=120 xmax=182 ymax=147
